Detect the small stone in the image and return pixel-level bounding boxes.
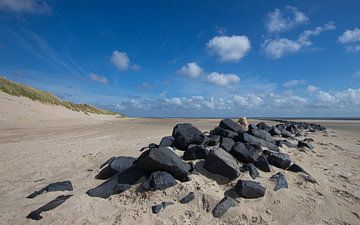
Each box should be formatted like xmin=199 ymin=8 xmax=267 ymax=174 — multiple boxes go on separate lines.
xmin=235 ymin=180 xmax=266 ymax=199
xmin=152 ymin=204 xmax=163 ymax=214
xmin=180 ymin=192 xmax=195 ymax=204
xmin=212 ymin=196 xmax=236 ymax=218
xmin=270 ymin=172 xmax=288 ymax=191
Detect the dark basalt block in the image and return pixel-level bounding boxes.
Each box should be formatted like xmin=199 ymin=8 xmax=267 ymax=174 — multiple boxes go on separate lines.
xmin=270 ymin=172 xmax=288 ymax=191
xmin=143 ymin=171 xmax=177 ymax=191
xmin=159 ymin=136 xmax=176 ymax=147
xmin=243 ymin=133 xmax=279 ymax=152
xmin=180 ymin=192 xmax=195 ymax=204
xmin=204 ymin=148 xmax=240 ymax=180
xmin=220 ymin=137 xmax=235 ymax=152
xmin=152 ymin=204 xmax=163 ymax=214
xmin=137 ymin=147 xmax=191 ymax=180
xmin=95 ymin=156 xmax=136 ymax=180
xmin=244 ymin=163 xmax=259 ymax=180
xmin=219 ymin=118 xmax=244 ymax=133
xmin=183 ymin=145 xmax=208 ymax=160
xmin=254 ymin=154 xmax=271 ymax=172
xmin=267 ymin=152 xmax=291 ymax=169
xmin=172 ymin=123 xmax=205 ymax=150
xmin=212 ymin=196 xmax=236 ymax=218
xmin=235 ymin=180 xmax=266 ymax=199
xmin=231 ymin=142 xmax=260 ymax=163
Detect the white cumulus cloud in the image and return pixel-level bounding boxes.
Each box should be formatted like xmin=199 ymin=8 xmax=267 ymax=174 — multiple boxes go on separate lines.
xmin=265 ymin=6 xmax=309 ymax=33
xmin=110 ymin=50 xmax=139 ymax=71
xmin=0 ymin=0 xmax=51 ymax=14
xmin=177 ymin=62 xmax=203 ymax=78
xmin=263 ymin=22 xmax=335 ymax=59
xmin=207 ymin=72 xmax=240 ymax=86
xmin=90 ymin=73 xmax=108 ymax=84
xmin=338 ymin=28 xmax=360 ymax=52
xmin=207 ymin=35 xmax=251 ymax=62
xmin=307 ymin=85 xmax=318 ymax=93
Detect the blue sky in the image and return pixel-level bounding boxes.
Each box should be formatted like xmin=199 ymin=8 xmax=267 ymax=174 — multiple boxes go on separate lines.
xmin=0 ymin=0 xmax=360 ymax=117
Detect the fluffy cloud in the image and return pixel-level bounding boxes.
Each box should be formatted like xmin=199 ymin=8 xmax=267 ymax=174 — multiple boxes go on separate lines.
xmin=265 ymin=6 xmax=309 ymax=33
xmin=283 ymin=79 xmax=306 ymax=88
xmin=307 ymin=85 xmax=318 ymax=93
xmin=177 ymin=62 xmax=203 ymax=78
xmin=110 ymin=50 xmax=139 ymax=71
xmin=0 ymin=0 xmax=50 ymax=14
xmin=207 ymin=35 xmax=251 ymax=62
xmin=207 ymin=72 xmax=240 ymax=86
xmin=316 ymin=89 xmax=360 ymax=108
xmin=90 ymin=73 xmax=108 ymax=84
xmin=338 ymin=28 xmax=360 ymax=52
xmin=103 ymin=88 xmax=360 ymax=117
xmin=263 ymin=22 xmax=335 ymax=58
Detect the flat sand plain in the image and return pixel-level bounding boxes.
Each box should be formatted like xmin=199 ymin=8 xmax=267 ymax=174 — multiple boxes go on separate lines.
xmin=0 ymin=92 xmax=359 ymax=225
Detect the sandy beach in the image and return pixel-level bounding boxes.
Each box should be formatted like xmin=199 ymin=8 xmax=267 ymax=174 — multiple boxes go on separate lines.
xmin=0 ymin=92 xmax=360 ymax=225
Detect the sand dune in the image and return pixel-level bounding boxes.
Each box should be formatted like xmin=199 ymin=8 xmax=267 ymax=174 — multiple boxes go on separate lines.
xmin=0 ymin=92 xmax=359 ymax=225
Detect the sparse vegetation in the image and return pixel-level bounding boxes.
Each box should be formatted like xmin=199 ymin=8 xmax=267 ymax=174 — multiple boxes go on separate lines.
xmin=0 ymin=76 xmax=122 ymax=116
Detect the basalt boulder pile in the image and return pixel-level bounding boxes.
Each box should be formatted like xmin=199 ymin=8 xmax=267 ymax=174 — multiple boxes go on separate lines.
xmin=87 ymin=119 xmax=324 ymax=218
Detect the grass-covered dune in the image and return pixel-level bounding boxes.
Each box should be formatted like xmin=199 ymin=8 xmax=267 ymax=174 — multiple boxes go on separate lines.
xmin=0 ymin=77 xmax=122 ymax=116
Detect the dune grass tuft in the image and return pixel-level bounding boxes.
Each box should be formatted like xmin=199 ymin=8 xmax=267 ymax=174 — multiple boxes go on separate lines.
xmin=0 ymin=76 xmax=122 ymax=116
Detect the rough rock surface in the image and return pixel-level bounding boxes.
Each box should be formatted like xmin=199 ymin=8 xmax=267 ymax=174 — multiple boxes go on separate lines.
xmin=220 ymin=137 xmax=235 ymax=152
xmin=270 ymin=172 xmax=288 ymax=191
xmin=159 ymin=136 xmax=176 ymax=147
xmin=235 ymin=180 xmax=266 ymax=199
xmin=231 ymin=142 xmax=260 ymax=163
xmin=219 ymin=118 xmax=244 ymax=133
xmin=212 ymin=196 xmax=236 ymax=218
xmin=267 ymin=152 xmax=291 ymax=169
xmin=172 ymin=123 xmax=205 ymax=150
xmin=137 ymin=147 xmax=191 ymax=180
xmin=95 ymin=156 xmax=136 ymax=180
xmin=204 ymin=148 xmax=240 ymax=179
xmin=179 ymin=192 xmax=195 ymax=204
xmin=142 ymin=171 xmax=177 ymax=191
xmin=183 ymin=145 xmax=208 ymax=160
xmin=254 ymin=154 xmax=271 ymax=172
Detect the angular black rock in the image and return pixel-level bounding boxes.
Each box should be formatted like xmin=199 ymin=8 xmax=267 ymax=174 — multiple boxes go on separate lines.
xmin=137 ymin=147 xmax=191 ymax=180
xmin=243 ymin=133 xmax=279 ymax=152
xmin=231 ymin=142 xmax=260 ymax=163
xmin=206 ymin=135 xmax=220 ymax=146
xmin=220 ymin=137 xmax=235 ymax=152
xmin=235 ymin=180 xmax=266 ymax=199
xmin=249 ymin=128 xmax=276 ymax=144
xmin=211 ymin=127 xmax=238 ymax=139
xmin=95 ymin=156 xmax=136 ymax=180
xmin=298 ymin=140 xmax=315 ymax=149
xmin=162 ymin=201 xmax=174 ymax=209
xmin=212 ymin=196 xmax=236 ymax=218
xmin=204 ymin=148 xmax=240 ymax=180
xmin=142 ymin=171 xmax=177 ymax=191
xmin=276 ymin=140 xmax=297 ymax=148
xmin=87 ymin=166 xmax=146 ymax=198
xmin=287 ymin=163 xmax=309 ymax=174
xmin=180 ymin=192 xmax=195 ymax=204
xmin=245 ymin=163 xmax=259 ymax=180
xmin=219 ymin=118 xmax=244 ymax=133
xmin=281 ymin=130 xmax=293 ymax=138
xmin=152 ymin=204 xmax=163 ymax=214
xmin=270 ymin=126 xmax=281 ymax=136
xmin=159 ymin=136 xmax=176 ymax=147
xmin=26 ymin=195 xmax=72 ymax=220
xmin=256 ymin=122 xmax=272 ymax=132
xmin=183 ymin=145 xmax=208 ymax=160
xmin=172 ymin=123 xmax=205 ymax=150
xmin=254 ymin=154 xmax=271 ymax=172
xmin=27 ymin=181 xmax=73 ymax=199
xmin=267 ymin=152 xmax=291 ymax=169
xmin=270 ymin=172 xmax=288 ymax=191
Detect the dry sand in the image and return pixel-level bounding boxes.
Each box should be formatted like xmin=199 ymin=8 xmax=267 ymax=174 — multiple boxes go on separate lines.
xmin=0 ymin=92 xmax=359 ymax=225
